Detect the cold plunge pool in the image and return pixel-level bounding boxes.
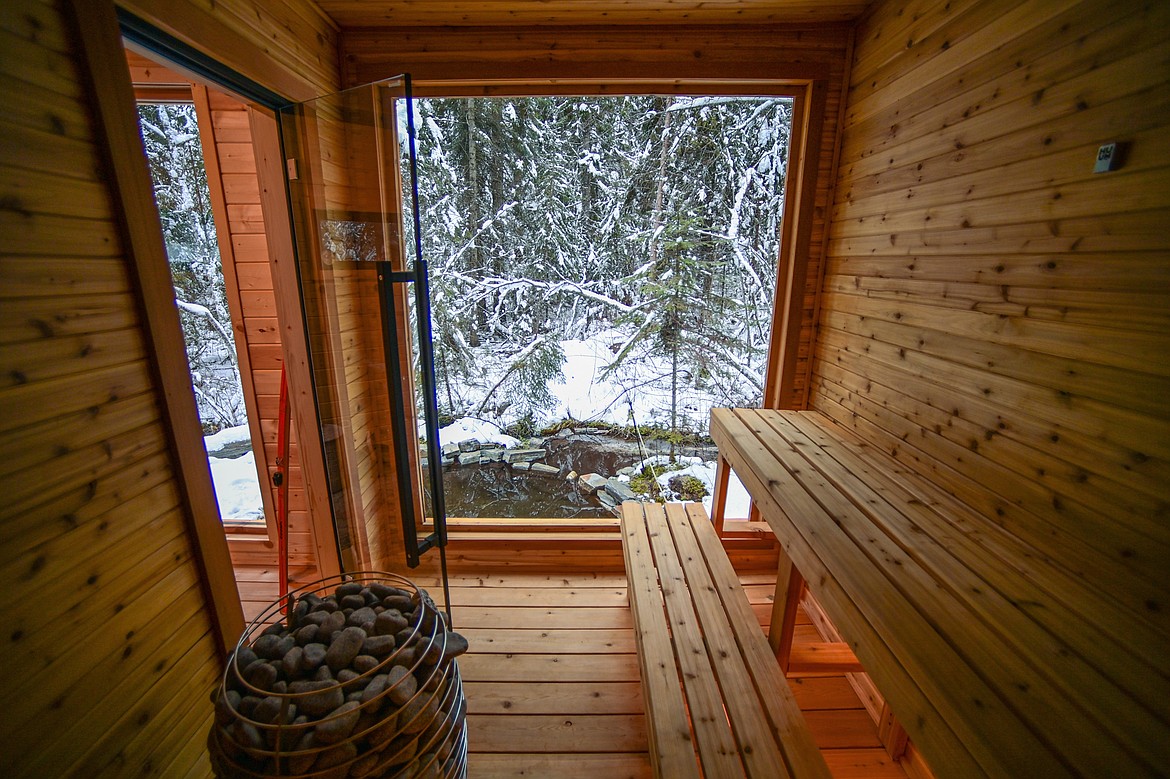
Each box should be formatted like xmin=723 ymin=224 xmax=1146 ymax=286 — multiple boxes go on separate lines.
xmin=437 ymin=433 xmax=719 ymax=519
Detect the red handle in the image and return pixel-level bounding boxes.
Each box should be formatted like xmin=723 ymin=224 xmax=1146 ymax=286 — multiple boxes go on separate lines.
xmin=276 ymin=366 xmax=291 ymax=612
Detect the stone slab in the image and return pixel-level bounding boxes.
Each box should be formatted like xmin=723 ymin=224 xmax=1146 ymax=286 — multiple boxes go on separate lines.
xmin=579 ymin=473 xmax=608 ymax=492
xmin=604 ymin=478 xmax=638 ymax=502
xmin=504 ymin=448 xmax=547 ymax=463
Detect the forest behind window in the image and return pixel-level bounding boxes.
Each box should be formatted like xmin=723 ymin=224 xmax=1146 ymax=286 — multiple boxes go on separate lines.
xmin=407 ymin=95 xmax=794 ymax=442
xmin=138 ymin=102 xmax=264 ymax=523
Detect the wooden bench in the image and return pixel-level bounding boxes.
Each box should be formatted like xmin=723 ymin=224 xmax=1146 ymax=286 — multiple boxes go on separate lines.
xmin=619 ymin=501 xmax=831 ymax=779
xmin=710 ymin=408 xmax=1170 ymax=778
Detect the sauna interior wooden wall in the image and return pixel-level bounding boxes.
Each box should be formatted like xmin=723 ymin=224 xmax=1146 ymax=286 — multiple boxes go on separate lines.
xmin=814 ymin=0 xmax=1170 ymax=769
xmin=818 ymin=0 xmax=1169 ymax=643
xmin=3 ymin=0 xmax=1168 ymax=775
xmin=0 ymin=3 xmax=226 ymax=776
xmin=0 ymin=0 xmax=339 ymax=776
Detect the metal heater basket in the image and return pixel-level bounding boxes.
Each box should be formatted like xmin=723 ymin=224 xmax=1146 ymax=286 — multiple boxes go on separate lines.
xmin=208 ymin=572 xmax=468 ymax=779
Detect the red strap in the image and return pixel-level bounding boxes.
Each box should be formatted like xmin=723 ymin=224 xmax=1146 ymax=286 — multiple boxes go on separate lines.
xmin=275 ymin=366 xmax=291 ymax=611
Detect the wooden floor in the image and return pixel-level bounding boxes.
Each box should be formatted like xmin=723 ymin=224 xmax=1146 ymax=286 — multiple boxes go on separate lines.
xmin=233 ymin=563 xmax=318 ymax=625
xmin=230 ymin=558 xmax=906 ymax=778
xmin=421 ymin=568 xmax=907 ymax=779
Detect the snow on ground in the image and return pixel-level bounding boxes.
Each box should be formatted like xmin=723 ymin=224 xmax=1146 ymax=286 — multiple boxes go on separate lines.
xmin=719 ymin=472 xmax=753 ymax=519
xmin=655 ymin=461 xmax=753 ymax=517
xmin=547 ymin=332 xmax=670 ymax=427
xmin=458 ymin=325 xmax=758 ymax=437
xmin=436 ymin=326 xmax=762 ymax=511
xmin=544 ymin=330 xmax=719 ymax=431
xmin=208 ymin=450 xmax=265 ymax=521
xmin=642 ymin=454 xmax=704 ymax=469
xmin=204 ymin=423 xmax=252 ymax=452
xmin=545 ymin=334 xmax=633 ymax=424
xmin=431 ymin=417 xmax=520 ymax=449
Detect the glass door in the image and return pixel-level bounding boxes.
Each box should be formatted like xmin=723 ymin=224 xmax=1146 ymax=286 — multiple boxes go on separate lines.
xmin=279 ymin=75 xmax=446 ymax=571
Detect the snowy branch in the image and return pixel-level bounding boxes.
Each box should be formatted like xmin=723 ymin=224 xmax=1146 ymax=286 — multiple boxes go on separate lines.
xmin=443 ymin=270 xmax=643 ymax=315
xmin=601 ymin=312 xmax=658 ymax=378
xmin=710 ymin=345 xmax=766 ymax=393
xmin=664 ymin=96 xmax=786 ymax=112
xmin=406 ymin=94 xmax=791 ymax=432
xmin=473 ymin=337 xmax=544 ymax=416
xmin=443 ymin=201 xmax=518 ymax=265
xmin=176 ymin=294 xmax=237 ymax=364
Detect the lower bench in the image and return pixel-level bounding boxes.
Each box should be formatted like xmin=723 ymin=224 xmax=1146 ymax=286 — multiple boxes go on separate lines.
xmin=620 ymin=501 xmax=831 ymax=779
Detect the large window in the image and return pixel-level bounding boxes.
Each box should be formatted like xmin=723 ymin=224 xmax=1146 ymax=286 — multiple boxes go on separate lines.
xmin=407 ymin=95 xmax=792 ymax=518
xmin=137 ymin=101 xmax=265 ymax=524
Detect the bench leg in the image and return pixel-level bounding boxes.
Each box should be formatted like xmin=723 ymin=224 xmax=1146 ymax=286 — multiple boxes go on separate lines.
xmin=769 ymin=550 xmax=805 ymax=673
xmin=710 ymin=455 xmax=732 ymax=537
xmin=878 ymin=701 xmax=910 ymax=760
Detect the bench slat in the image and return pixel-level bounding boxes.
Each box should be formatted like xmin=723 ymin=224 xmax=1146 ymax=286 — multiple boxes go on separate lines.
xmin=735 ymin=407 xmax=1086 ymax=774
xmin=777 ymin=411 xmax=1170 ymax=764
xmin=620 ymin=501 xmax=702 ymax=779
xmin=714 ymin=407 xmax=1170 ymax=777
xmin=712 ymin=408 xmax=991 ymax=777
xmin=643 ymin=503 xmax=745 ymax=778
xmin=683 ymin=500 xmax=837 ymax=776
xmin=660 ymin=503 xmax=792 ymax=778
xmin=622 ymin=502 xmax=832 ymax=778
xmin=783 ymin=411 xmax=1170 ymax=691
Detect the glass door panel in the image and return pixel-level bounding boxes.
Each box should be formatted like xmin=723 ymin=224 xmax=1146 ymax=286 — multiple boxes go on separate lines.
xmin=280 ymin=75 xmax=446 ymax=571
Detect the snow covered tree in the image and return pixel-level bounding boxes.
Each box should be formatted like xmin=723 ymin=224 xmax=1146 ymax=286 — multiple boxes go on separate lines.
xmin=404 ymin=94 xmax=794 ymax=434
xmin=139 ymin=102 xmax=246 ymax=431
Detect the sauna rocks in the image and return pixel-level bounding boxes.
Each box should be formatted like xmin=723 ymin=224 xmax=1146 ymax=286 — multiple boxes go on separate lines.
xmin=209 ymin=581 xmax=468 ymax=778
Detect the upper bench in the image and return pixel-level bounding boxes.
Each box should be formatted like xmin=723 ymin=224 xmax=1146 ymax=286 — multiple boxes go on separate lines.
xmin=710 ymin=407 xmax=1169 ymax=778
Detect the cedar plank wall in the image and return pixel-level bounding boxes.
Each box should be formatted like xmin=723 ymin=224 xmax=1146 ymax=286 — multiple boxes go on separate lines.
xmin=0 ymin=3 xmax=223 ymax=777
xmin=0 ymin=0 xmax=338 ymax=777
xmin=200 ymin=88 xmax=319 ymax=571
xmin=340 ymin=25 xmax=854 ymax=409
xmin=119 ymin=0 xmax=341 ymax=104
xmin=125 ymin=50 xmax=322 ymax=574
xmin=816 ymin=0 xmax=1170 ymax=762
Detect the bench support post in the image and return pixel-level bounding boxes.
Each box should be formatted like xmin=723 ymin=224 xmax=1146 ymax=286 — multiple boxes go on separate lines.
xmin=769 ymin=549 xmax=805 ymax=672
xmin=879 ymin=702 xmax=910 ymax=760
xmin=710 ymin=455 xmax=731 ymax=536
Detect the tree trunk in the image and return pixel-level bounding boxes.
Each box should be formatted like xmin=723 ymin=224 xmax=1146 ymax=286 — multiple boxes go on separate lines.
xmin=670 ymin=338 xmax=678 ymax=462
xmin=440 ymin=348 xmax=454 ymax=414
xmin=466 ymin=99 xmax=484 ymax=346
xmin=648 ymin=104 xmax=671 ymax=272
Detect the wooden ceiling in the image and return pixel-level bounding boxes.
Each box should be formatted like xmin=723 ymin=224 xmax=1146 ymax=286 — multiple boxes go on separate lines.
xmin=315 ymin=0 xmax=872 ymax=28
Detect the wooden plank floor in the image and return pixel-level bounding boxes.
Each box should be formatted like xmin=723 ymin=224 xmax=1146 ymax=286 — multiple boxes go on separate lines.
xmin=431 ymin=571 xmax=650 ymax=779
xmin=231 ymin=551 xmax=906 ymax=778
xmin=232 ymin=563 xmax=318 ymax=625
xmin=406 ymin=568 xmax=908 ymax=779
xmin=735 ymin=574 xmax=906 ymax=779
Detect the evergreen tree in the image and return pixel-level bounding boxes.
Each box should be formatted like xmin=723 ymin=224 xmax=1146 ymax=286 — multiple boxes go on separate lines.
xmin=139 ymin=103 xmax=245 ymax=431
xmin=404 ymin=94 xmax=794 ymax=432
